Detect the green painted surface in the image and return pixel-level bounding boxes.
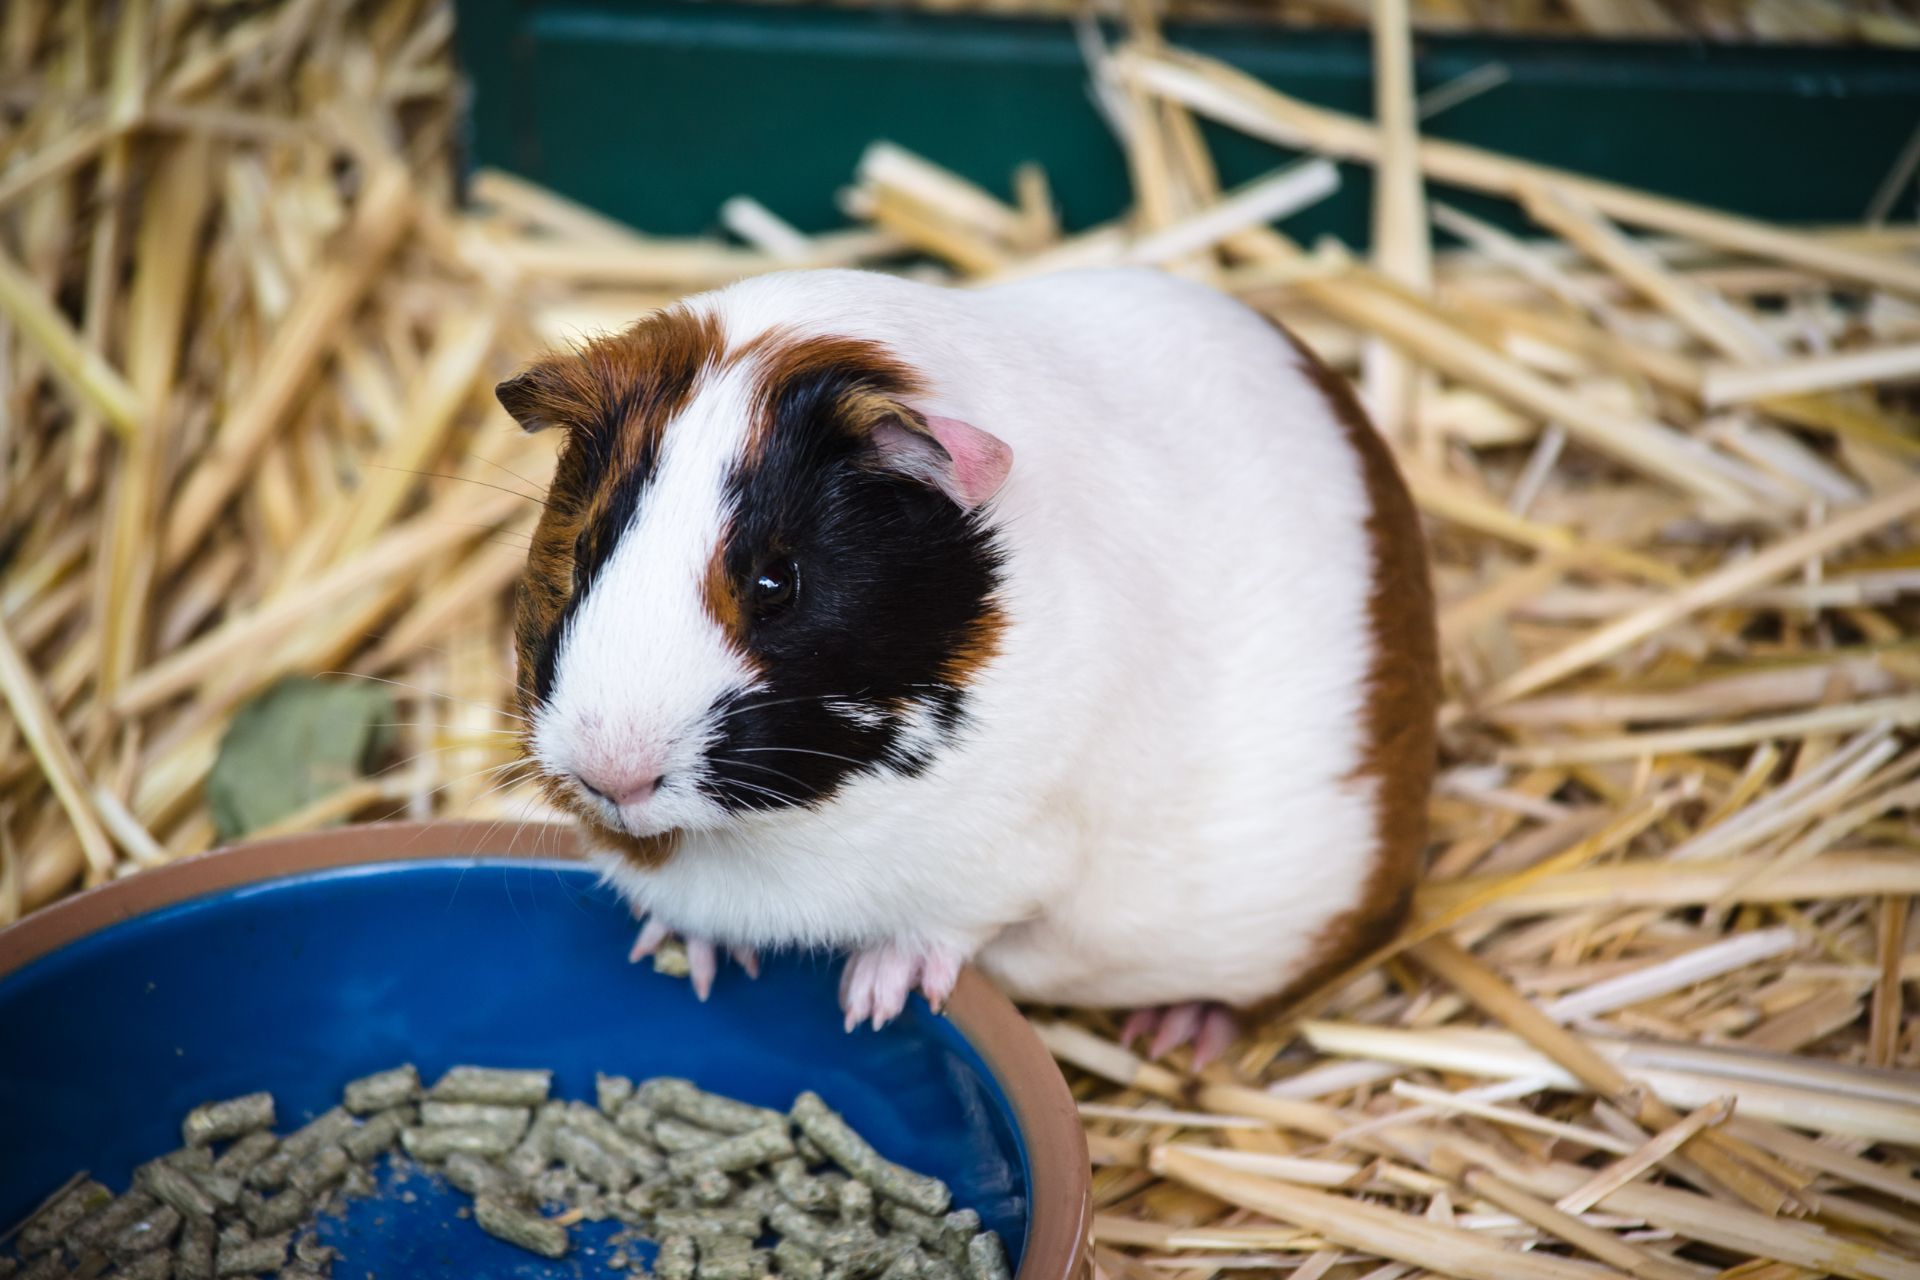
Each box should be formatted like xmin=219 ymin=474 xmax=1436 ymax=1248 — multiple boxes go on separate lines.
xmin=452 ymin=0 xmax=1920 ymax=242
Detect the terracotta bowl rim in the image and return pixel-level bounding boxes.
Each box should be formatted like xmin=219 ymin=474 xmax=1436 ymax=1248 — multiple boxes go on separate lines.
xmin=0 ymin=820 xmax=1091 ymax=1280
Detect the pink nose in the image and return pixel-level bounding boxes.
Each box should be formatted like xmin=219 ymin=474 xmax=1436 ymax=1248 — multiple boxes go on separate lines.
xmin=576 ymin=769 xmax=662 ymax=807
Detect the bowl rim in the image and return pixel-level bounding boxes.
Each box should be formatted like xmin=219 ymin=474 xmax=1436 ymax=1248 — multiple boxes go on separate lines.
xmin=0 ymin=820 xmax=1091 ymax=1280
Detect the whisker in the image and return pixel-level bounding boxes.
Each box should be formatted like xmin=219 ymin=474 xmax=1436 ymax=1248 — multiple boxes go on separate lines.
xmin=731 ymin=745 xmax=871 ymax=768
xmin=472 ymin=453 xmax=553 ymax=501
xmin=321 ymin=671 xmax=531 ymax=723
xmin=366 ymin=462 xmax=552 ymax=510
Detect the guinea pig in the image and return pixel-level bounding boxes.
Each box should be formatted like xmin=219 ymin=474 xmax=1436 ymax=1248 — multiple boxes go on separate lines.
xmin=496 ymin=266 xmax=1437 ymax=1063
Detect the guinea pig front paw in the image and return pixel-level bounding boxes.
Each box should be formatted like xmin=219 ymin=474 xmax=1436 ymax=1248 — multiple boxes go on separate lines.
xmin=628 ymin=916 xmax=759 ymax=1001
xmin=839 ymin=942 xmax=964 ymax=1033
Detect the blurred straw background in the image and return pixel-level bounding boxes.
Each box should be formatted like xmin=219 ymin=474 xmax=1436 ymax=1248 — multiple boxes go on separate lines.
xmin=4 ymin=0 xmax=1920 ymax=1274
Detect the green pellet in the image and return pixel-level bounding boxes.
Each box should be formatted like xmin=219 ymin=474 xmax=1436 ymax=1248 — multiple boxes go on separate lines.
xmin=691 ymin=1170 xmax=733 ymax=1206
xmin=876 ymin=1202 xmax=943 ymax=1249
xmin=654 ymin=1117 xmax=726 ymax=1153
xmin=563 ymin=1103 xmax=665 ymax=1176
xmin=838 ymin=1179 xmax=874 ymax=1230
xmin=646 ymin=1080 xmax=786 ymax=1135
xmin=596 ymin=1074 xmax=635 ymax=1114
xmin=290 ymin=1239 xmax=332 ymax=1270
xmin=920 ymin=1255 xmax=964 ymax=1280
xmin=112 ymin=1203 xmax=181 ymax=1255
xmin=242 ymin=1190 xmax=307 ymax=1237
xmin=653 ymin=1208 xmax=765 ymax=1241
xmin=428 ymin=1067 xmax=551 ymax=1106
xmin=181 ymin=1094 xmax=275 ymax=1147
xmin=551 ymin=1127 xmax=634 ymax=1193
xmin=162 ymin=1149 xmax=214 ymax=1174
xmin=17 ymin=1178 xmax=113 ymax=1254
xmin=442 ymin=1153 xmax=517 ymax=1200
xmin=135 ymin=1164 xmax=216 ymax=1220
xmin=215 ymin=1233 xmax=289 ymax=1276
xmin=774 ymin=1239 xmax=826 ymax=1280
xmin=880 ymin=1247 xmax=927 ymax=1280
xmin=669 ymin=1125 xmax=795 ymax=1179
xmin=697 ymin=1247 xmax=769 ymax=1280
xmin=504 ymin=1102 xmax=565 ymax=1181
xmin=400 ymin=1125 xmax=517 ymax=1161
xmin=938 ymin=1212 xmax=980 ymax=1259
xmin=285 ymin=1147 xmax=347 ymax=1197
xmin=772 ymin=1160 xmax=833 ymax=1213
xmin=418 ymin=1102 xmax=529 ymax=1137
xmin=657 ymin=1236 xmax=698 ymax=1280
xmin=341 ymin=1064 xmax=419 ymax=1115
xmin=279 ymin=1111 xmax=355 ymax=1163
xmin=765 ymin=1202 xmax=832 ymax=1251
xmin=182 ymin=1170 xmax=239 ymax=1211
xmin=964 ymin=1233 xmax=1008 ymax=1280
xmin=243 ymin=1152 xmax=291 ymax=1193
xmin=791 ymin=1094 xmax=949 ymax=1216
xmin=112 ymin=1250 xmax=173 ymax=1280
xmin=623 ymin=1179 xmax=683 ymax=1216
xmin=69 ymin=1192 xmax=158 ymax=1251
xmin=172 ymin=1218 xmax=215 ymax=1280
xmin=830 ymin=1231 xmax=901 ymax=1280
xmin=614 ymin=1100 xmax=657 ymax=1140
xmin=653 ymin=939 xmax=693 ymax=978
xmin=472 ymin=1198 xmax=567 ymax=1260
xmin=339 ymin=1108 xmax=407 ymax=1162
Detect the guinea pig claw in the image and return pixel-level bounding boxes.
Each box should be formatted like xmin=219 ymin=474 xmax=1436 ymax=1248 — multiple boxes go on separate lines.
xmin=687 ymin=938 xmax=719 ymax=1002
xmin=841 ymin=943 xmax=965 ymax=1032
xmin=1123 ymin=1001 xmax=1240 ymax=1070
xmin=730 ymin=947 xmax=761 ymax=979
xmin=628 ymin=917 xmax=672 ymax=963
xmin=1193 ymin=1007 xmax=1239 ymax=1072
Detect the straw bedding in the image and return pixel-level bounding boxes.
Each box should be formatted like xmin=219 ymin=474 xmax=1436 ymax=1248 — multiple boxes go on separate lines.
xmin=2 ymin=1 xmax=1918 ymax=1275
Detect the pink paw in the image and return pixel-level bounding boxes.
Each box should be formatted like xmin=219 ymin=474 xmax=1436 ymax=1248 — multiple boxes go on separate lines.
xmin=1120 ymin=1002 xmax=1238 ymax=1070
xmin=840 ymin=942 xmax=964 ymax=1032
xmin=628 ymin=917 xmax=759 ymax=1002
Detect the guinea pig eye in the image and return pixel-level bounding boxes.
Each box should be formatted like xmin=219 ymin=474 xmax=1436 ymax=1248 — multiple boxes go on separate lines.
xmin=750 ymin=559 xmax=799 ymax=616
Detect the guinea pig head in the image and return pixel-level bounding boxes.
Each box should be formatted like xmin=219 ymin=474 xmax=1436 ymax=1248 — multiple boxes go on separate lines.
xmin=497 ymin=310 xmax=1012 ymax=863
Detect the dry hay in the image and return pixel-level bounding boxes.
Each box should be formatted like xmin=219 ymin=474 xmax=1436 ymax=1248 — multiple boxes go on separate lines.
xmin=2 ymin=1 xmax=1919 ymax=1276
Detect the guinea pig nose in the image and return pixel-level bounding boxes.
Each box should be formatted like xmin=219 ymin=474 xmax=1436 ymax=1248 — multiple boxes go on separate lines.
xmin=576 ymin=770 xmax=663 ymax=807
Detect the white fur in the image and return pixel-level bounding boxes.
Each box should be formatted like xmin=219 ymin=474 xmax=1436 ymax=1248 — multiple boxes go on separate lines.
xmin=541 ymin=267 xmax=1389 ymax=1008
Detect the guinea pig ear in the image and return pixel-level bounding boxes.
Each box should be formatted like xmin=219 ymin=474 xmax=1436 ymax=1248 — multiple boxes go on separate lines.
xmin=494 ymin=363 xmax=572 ymax=433
xmin=867 ymin=413 xmax=1012 ymax=511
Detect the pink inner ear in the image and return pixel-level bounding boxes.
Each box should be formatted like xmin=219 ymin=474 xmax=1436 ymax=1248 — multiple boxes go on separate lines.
xmin=923 ymin=415 xmax=1012 ymax=509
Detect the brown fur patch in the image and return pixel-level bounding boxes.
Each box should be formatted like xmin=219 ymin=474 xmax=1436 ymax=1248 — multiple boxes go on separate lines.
xmin=1253 ymin=323 xmax=1439 ymax=1015
xmin=702 ymin=534 xmax=748 ymax=647
xmin=940 ymin=603 xmax=1008 ymax=687
xmin=737 ymin=329 xmax=927 ymax=457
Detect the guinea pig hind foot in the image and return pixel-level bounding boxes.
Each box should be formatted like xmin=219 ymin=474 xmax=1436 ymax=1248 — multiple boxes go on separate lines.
xmin=840 ymin=942 xmax=964 ymax=1033
xmin=628 ymin=916 xmax=760 ymax=1000
xmin=1120 ymin=1002 xmax=1238 ymax=1071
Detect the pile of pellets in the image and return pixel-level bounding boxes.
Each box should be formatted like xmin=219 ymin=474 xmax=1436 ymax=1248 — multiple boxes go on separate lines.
xmin=0 ymin=1066 xmax=1012 ymax=1280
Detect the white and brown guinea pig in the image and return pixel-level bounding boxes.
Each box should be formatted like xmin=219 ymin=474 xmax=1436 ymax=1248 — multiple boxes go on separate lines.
xmin=497 ymin=266 xmax=1437 ymax=1061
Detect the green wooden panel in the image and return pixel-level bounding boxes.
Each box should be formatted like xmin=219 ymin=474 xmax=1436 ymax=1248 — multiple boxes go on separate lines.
xmin=453 ymin=0 xmax=1920 ymax=242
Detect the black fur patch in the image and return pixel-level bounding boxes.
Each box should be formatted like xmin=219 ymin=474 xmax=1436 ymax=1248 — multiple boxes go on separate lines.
xmin=698 ymin=360 xmax=1005 ymax=814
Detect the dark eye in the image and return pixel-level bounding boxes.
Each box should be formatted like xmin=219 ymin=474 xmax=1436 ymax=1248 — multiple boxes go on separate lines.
xmin=751 ymin=559 xmax=799 ymax=615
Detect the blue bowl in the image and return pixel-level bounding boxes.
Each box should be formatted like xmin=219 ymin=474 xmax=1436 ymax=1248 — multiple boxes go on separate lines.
xmin=0 ymin=823 xmax=1089 ymax=1279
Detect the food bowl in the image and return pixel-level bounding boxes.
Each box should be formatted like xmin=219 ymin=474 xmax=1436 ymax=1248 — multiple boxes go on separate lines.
xmin=0 ymin=822 xmax=1090 ymax=1279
